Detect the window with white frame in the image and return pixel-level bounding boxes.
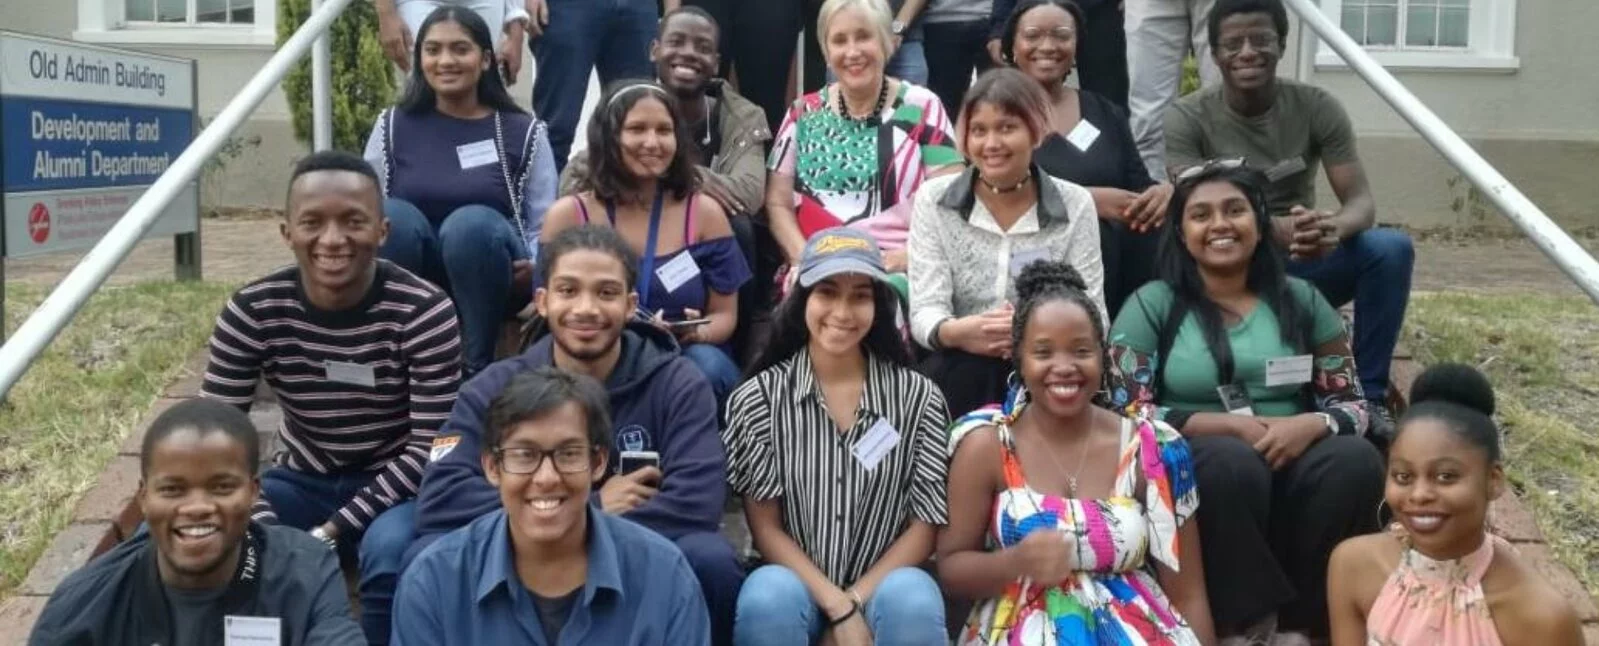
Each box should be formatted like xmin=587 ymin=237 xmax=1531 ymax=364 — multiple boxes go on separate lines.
xmin=76 ymin=0 xmax=276 ymax=47
xmin=125 ymin=0 xmax=256 ymax=24
xmin=1317 ymin=0 xmax=1517 ymax=70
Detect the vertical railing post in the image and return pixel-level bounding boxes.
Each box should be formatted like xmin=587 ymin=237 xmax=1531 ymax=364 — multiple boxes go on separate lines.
xmin=311 ymin=0 xmax=333 ymax=151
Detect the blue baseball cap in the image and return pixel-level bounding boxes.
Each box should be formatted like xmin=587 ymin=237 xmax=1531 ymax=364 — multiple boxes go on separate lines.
xmin=796 ymin=227 xmax=890 ymax=288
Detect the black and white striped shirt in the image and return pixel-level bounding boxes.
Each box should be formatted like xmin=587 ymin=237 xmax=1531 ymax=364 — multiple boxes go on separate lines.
xmin=201 ymin=260 xmax=462 ymax=533
xmin=723 ymin=349 xmax=950 ymax=586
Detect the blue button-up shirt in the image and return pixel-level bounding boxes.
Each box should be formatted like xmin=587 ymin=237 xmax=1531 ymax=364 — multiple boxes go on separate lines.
xmin=392 ymin=506 xmax=711 ymax=645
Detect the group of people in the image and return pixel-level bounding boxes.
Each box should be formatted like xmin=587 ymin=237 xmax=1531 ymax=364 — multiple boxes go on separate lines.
xmin=24 ymin=0 xmax=1587 ymax=645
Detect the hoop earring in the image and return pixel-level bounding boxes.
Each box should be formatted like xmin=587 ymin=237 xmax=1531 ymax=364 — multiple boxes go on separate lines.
xmin=1006 ymin=371 xmax=1030 ymax=410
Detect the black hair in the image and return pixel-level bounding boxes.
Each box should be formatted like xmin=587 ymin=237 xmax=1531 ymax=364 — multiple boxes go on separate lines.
xmin=1142 ymin=164 xmax=1312 ymax=389
xmin=285 ymin=150 xmax=382 ymax=210
xmin=1208 ymin=0 xmax=1290 ymax=51
xmin=140 ymin=399 xmax=260 ymax=477
xmin=749 ymin=277 xmax=911 ymax=377
xmin=484 ymin=367 xmax=613 ymax=454
xmin=395 ymin=6 xmax=527 ymax=116
xmin=999 ymin=0 xmax=1087 ymax=66
xmin=1399 ymin=363 xmax=1501 ymax=463
xmin=536 ymin=224 xmax=642 ymax=292
xmin=1011 ymin=260 xmax=1112 ymax=406
xmin=576 ymin=80 xmax=699 ymax=203
xmin=659 ymin=5 xmax=720 ymax=40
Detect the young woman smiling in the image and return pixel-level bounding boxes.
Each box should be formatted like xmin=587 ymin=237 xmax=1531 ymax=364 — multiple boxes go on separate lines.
xmin=937 ymin=260 xmax=1214 ymax=646
xmin=1327 ymin=364 xmax=1582 ymax=646
xmin=540 ymin=81 xmax=751 ymax=405
xmin=365 ymin=6 xmax=557 ymax=376
xmin=908 ymin=67 xmax=1103 ymax=417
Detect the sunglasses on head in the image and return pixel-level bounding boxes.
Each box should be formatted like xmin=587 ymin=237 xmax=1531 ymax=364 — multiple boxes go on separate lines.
xmin=1174 ymin=157 xmax=1249 ymax=185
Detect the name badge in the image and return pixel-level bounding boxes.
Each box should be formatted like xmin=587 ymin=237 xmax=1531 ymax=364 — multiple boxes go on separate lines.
xmin=1264 ymin=354 xmax=1315 ymax=387
xmin=456 ymin=139 xmax=499 ymax=170
xmin=224 ymin=616 xmax=281 ymax=646
xmin=325 ymin=361 xmax=376 ymax=388
xmin=1008 ymin=248 xmax=1051 ymax=279
xmin=1264 ymin=156 xmax=1308 ymax=182
xmin=851 ymin=418 xmax=901 ymax=472
xmin=1066 ymin=120 xmax=1101 ymax=152
xmin=430 ymin=436 xmax=460 ymax=462
xmin=656 ymin=252 xmax=702 ymax=294
xmin=1217 ymin=384 xmax=1256 ymax=416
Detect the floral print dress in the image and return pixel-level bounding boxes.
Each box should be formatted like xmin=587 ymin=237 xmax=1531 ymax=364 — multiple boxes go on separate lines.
xmin=949 ymin=390 xmax=1202 ymax=646
xmin=1366 ymin=530 xmax=1505 ymax=646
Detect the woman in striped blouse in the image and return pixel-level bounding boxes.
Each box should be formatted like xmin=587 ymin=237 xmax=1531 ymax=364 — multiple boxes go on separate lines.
xmin=723 ymin=227 xmax=950 ymax=646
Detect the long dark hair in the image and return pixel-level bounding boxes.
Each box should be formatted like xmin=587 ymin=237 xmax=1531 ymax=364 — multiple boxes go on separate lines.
xmin=749 ymin=279 xmax=910 ymax=377
xmin=1144 ymin=164 xmax=1312 ymax=387
xmin=577 ymin=80 xmax=698 ymax=203
xmin=395 ymin=6 xmax=525 ymax=115
xmin=999 ymin=0 xmax=1087 ymax=66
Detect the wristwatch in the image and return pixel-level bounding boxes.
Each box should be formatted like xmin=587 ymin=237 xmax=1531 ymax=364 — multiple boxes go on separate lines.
xmin=309 ymin=526 xmax=337 ymax=550
xmin=891 ymin=19 xmax=907 ymax=36
xmin=1316 ymin=412 xmax=1337 ymax=436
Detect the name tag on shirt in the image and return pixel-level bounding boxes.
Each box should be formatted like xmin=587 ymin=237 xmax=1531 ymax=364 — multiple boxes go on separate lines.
xmin=851 ymin=418 xmax=901 ymax=472
xmin=1066 ymin=120 xmax=1102 ymax=152
xmin=1264 ymin=354 xmax=1315 ymax=387
xmin=1264 ymin=156 xmax=1308 ymax=183
xmin=456 ymin=139 xmax=499 ymax=170
xmin=1009 ymin=248 xmax=1051 ymax=279
xmin=325 ymin=361 xmax=376 ymax=388
xmin=224 ymin=616 xmax=281 ymax=646
xmin=656 ymin=252 xmax=702 ymax=294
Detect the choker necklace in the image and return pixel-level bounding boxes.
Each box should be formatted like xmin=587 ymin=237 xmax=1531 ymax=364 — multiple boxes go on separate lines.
xmin=836 ymin=80 xmax=889 ymax=124
xmin=979 ymin=173 xmax=1033 ymax=194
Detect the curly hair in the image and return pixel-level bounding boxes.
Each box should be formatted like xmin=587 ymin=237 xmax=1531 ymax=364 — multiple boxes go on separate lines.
xmin=577 ymin=80 xmax=698 ymax=203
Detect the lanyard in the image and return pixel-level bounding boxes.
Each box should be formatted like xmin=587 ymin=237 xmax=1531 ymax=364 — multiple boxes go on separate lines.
xmin=635 ymin=187 xmax=667 ymax=306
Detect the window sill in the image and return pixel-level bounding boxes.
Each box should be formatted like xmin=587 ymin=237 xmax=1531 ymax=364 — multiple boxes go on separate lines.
xmin=72 ymin=26 xmax=275 ymax=49
xmin=1315 ymin=50 xmax=1520 ymax=73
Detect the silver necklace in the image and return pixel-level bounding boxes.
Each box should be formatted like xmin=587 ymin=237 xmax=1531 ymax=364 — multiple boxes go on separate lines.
xmin=1034 ymin=423 xmax=1093 ymax=498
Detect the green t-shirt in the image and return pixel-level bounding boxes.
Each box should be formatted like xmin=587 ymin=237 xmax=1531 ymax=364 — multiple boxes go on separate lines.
xmin=1164 ymin=79 xmax=1358 ymax=217
xmin=1111 ymin=279 xmax=1345 ymax=417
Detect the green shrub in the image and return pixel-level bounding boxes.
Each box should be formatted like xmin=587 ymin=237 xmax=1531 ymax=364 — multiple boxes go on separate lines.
xmin=1180 ymin=57 xmax=1200 ymax=97
xmin=277 ymin=0 xmax=396 ymax=152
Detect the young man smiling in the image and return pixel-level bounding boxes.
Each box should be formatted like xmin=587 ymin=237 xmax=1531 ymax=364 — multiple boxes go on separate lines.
xmin=31 ymin=399 xmax=364 ymax=645
xmin=1163 ymin=0 xmax=1414 ymax=418
xmin=411 ymin=225 xmax=742 ymax=645
xmin=199 ymin=150 xmax=463 ymax=645
xmin=394 ymin=368 xmax=711 ymax=644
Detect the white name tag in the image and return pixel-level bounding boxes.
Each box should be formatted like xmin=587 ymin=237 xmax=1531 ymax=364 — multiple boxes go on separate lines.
xmin=1264 ymin=354 xmax=1315 ymax=387
xmin=456 ymin=139 xmax=499 ymax=170
xmin=325 ymin=360 xmax=376 ymax=388
xmin=655 ymin=251 xmax=702 ymax=294
xmin=851 ymin=418 xmax=901 ymax=472
xmin=1066 ymin=120 xmax=1101 ymax=152
xmin=224 ymin=616 xmax=281 ymax=646
xmin=1264 ymin=156 xmax=1308 ymax=182
xmin=1009 ymin=248 xmax=1051 ymax=279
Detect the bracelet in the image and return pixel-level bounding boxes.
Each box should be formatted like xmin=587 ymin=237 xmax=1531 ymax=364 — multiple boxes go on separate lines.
xmin=928 ymin=317 xmax=952 ymax=351
xmin=826 ymin=599 xmax=860 ymax=627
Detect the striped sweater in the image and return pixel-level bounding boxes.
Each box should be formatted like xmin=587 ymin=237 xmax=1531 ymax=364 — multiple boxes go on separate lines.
xmin=201 ymin=260 xmax=462 ymax=533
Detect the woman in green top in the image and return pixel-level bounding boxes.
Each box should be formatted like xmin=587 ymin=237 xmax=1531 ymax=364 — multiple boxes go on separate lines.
xmin=1106 ymin=161 xmax=1383 ymax=644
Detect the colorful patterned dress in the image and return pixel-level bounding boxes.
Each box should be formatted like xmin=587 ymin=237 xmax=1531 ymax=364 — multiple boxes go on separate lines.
xmin=949 ymin=391 xmax=1202 ymax=646
xmin=1366 ymin=531 xmax=1505 ymax=646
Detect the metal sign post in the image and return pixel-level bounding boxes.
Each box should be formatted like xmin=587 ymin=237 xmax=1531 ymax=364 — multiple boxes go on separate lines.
xmin=0 ymin=31 xmax=200 ymax=335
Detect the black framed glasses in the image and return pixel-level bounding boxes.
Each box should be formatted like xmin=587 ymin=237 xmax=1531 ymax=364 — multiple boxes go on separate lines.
xmin=1174 ymin=157 xmax=1248 ymax=185
xmin=492 ymin=445 xmax=595 ymax=475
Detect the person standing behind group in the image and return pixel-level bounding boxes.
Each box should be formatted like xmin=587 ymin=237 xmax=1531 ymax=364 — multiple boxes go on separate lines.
xmin=920 ymin=0 xmax=995 ymax=118
xmin=767 ymin=0 xmax=963 ymax=297
xmin=524 ymin=0 xmax=660 ymax=171
xmin=938 ymin=260 xmax=1214 ymax=645
xmin=1327 ymin=363 xmax=1582 ymax=646
xmin=365 ymin=6 xmax=557 ymax=377
xmin=908 ymin=68 xmax=1103 ymax=417
xmin=726 ymin=227 xmax=951 ymax=645
xmin=543 ymin=81 xmax=751 ymax=404
xmin=999 ymin=0 xmax=1172 ymax=318
xmin=1124 ymin=0 xmax=1222 ymax=179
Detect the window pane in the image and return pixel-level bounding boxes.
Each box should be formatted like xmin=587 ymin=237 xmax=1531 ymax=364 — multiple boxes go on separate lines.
xmin=1340 ymin=5 xmax=1367 ymax=42
xmin=1438 ymin=6 xmax=1469 ymax=47
xmin=1405 ymin=5 xmax=1439 ymax=47
xmin=125 ymin=0 xmax=154 ymax=21
xmin=1440 ymin=0 xmax=1471 ymax=6
xmin=230 ymin=0 xmax=255 ymax=23
xmin=197 ymin=0 xmax=227 ymax=22
xmin=1367 ymin=5 xmax=1398 ymax=46
xmin=156 ymin=0 xmax=186 ymax=22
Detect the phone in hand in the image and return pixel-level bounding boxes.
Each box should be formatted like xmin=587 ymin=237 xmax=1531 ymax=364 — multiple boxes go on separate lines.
xmin=619 ymin=450 xmax=660 ymax=475
xmin=664 ymin=318 xmax=712 ymax=330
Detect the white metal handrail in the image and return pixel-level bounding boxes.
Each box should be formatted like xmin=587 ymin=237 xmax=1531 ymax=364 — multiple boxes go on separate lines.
xmin=0 ymin=0 xmax=350 ymax=399
xmin=1284 ymin=0 xmax=1599 ymax=305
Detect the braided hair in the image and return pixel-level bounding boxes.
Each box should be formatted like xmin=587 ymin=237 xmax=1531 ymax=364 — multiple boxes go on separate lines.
xmin=1012 ymin=260 xmax=1111 ymax=407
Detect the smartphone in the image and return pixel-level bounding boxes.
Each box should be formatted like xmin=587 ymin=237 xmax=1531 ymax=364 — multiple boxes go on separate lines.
xmin=665 ymin=318 xmax=712 ymax=330
xmin=619 ymin=450 xmax=660 ymax=475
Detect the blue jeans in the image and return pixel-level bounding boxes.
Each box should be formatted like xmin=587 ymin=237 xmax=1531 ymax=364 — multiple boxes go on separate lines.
xmin=682 ymin=343 xmax=741 ymax=408
xmin=825 ymin=40 xmax=929 ymax=86
xmin=1286 ymin=227 xmax=1415 ymax=402
xmin=380 ymin=198 xmax=530 ymax=375
xmin=532 ymin=0 xmax=657 ymax=170
xmin=259 ymin=467 xmax=417 ymax=646
xmin=733 ymin=565 xmax=945 ymax=645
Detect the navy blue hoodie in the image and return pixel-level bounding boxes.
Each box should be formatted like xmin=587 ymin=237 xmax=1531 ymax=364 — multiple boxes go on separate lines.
xmin=414 ymin=321 xmax=727 ymax=548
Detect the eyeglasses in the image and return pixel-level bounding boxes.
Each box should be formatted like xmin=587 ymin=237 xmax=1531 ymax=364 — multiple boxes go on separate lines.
xmin=1174 ymin=157 xmax=1248 ymax=185
xmin=492 ymin=446 xmax=595 ymax=475
xmin=1018 ymin=27 xmax=1075 ymax=45
xmin=1218 ymin=31 xmax=1280 ymax=56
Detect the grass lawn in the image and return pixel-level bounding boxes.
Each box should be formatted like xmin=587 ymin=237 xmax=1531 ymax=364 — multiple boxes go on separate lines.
xmin=0 ymin=280 xmax=235 ymax=600
xmin=1404 ymin=292 xmax=1599 ymax=598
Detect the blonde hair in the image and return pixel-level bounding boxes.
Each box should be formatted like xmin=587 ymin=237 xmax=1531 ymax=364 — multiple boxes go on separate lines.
xmin=954 ymin=68 xmax=1053 ymax=156
xmin=817 ymin=0 xmax=896 ymax=62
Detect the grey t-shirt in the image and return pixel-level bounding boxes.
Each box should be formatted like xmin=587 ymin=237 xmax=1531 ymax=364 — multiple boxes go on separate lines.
xmin=924 ymin=0 xmax=993 ymax=24
xmin=533 ymin=588 xmax=581 ymax=643
xmin=167 ymin=584 xmax=229 ymax=646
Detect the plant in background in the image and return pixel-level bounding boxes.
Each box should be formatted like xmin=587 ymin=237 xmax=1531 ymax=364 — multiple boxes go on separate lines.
xmin=1446 ymin=173 xmax=1494 ymax=226
xmin=277 ymin=0 xmax=396 ymax=152
xmin=1180 ymin=57 xmax=1201 ymax=96
xmin=198 ymin=117 xmax=263 ymax=215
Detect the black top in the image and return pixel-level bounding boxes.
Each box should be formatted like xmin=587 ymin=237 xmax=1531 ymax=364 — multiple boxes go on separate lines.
xmin=1033 ymin=89 xmax=1153 ymax=193
xmin=532 ymin=588 xmax=581 ymax=642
